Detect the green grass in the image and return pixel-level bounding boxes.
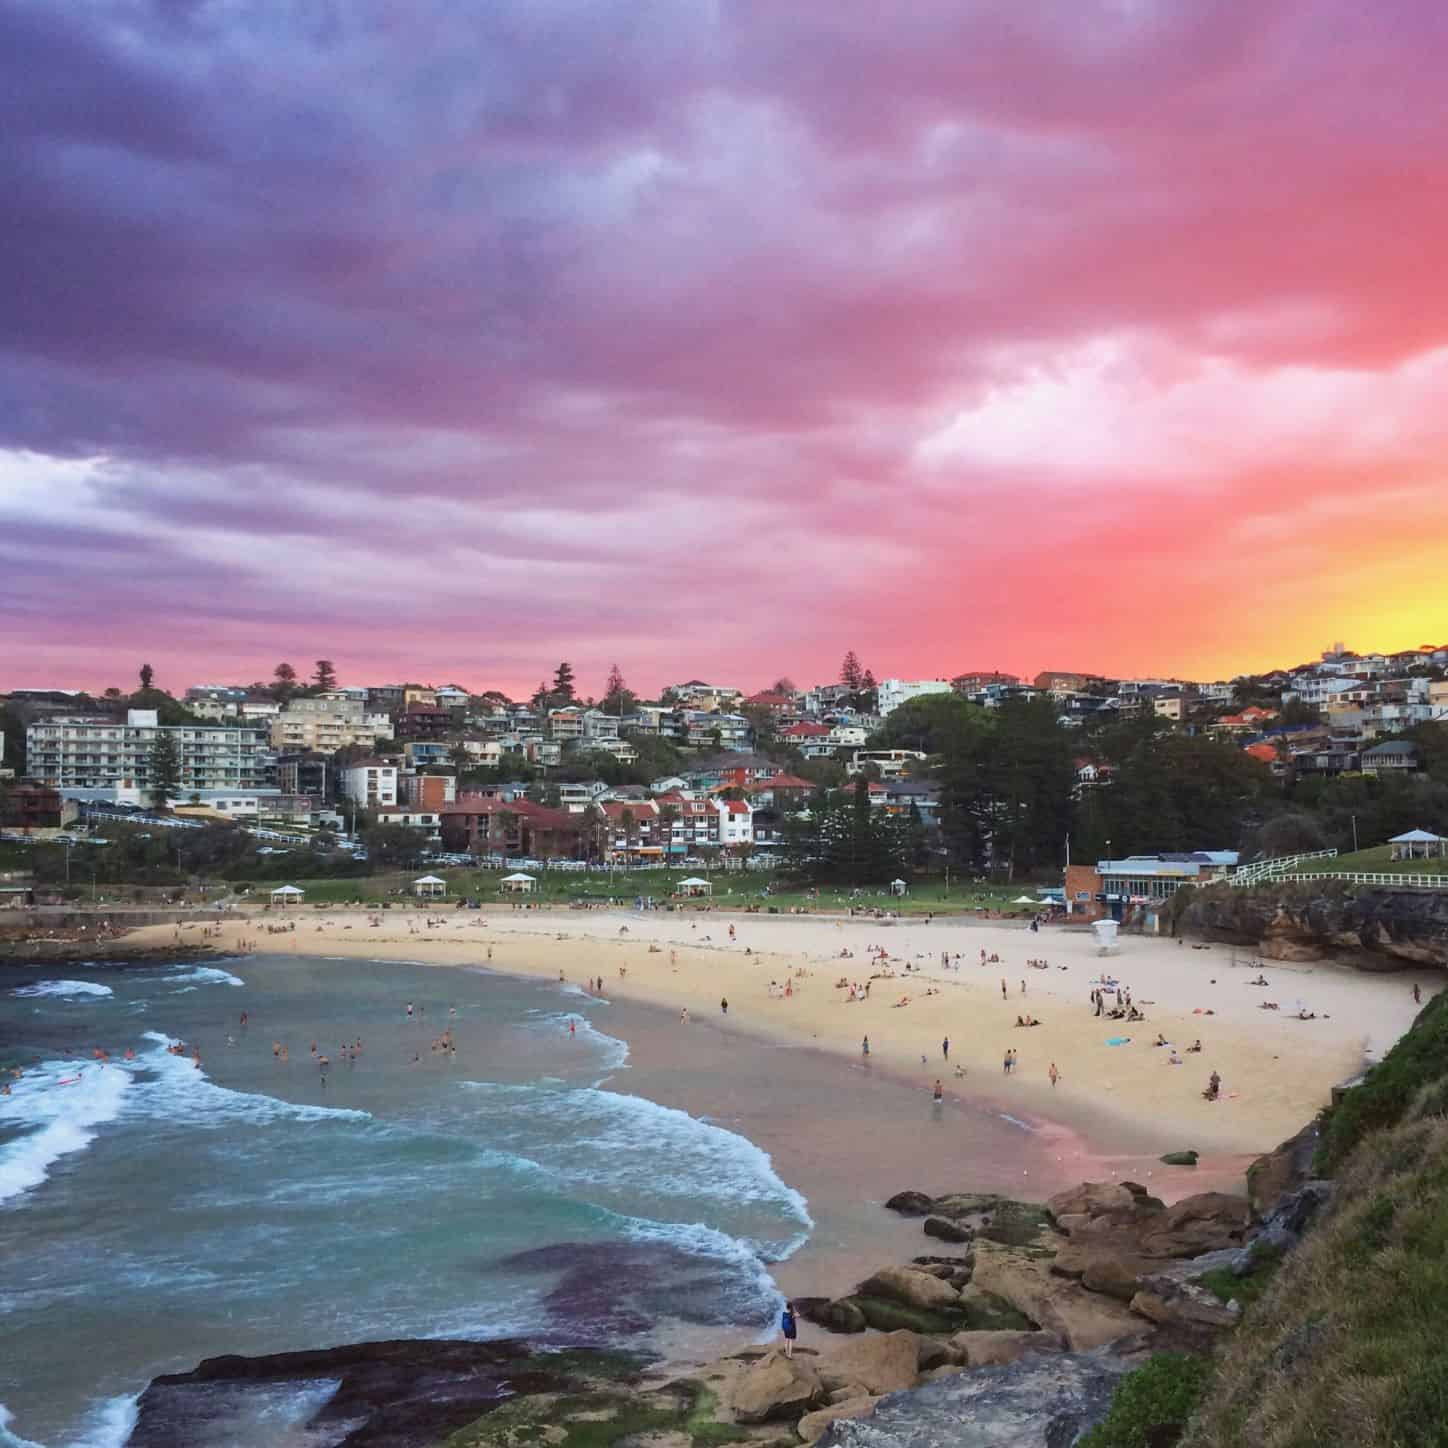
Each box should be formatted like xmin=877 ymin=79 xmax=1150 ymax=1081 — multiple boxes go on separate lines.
xmin=1079 ymin=1354 xmax=1212 ymax=1448
xmin=235 ymin=868 xmax=1046 ymax=915
xmin=1289 ymin=845 xmax=1448 ymax=878
xmin=1315 ymin=990 xmax=1448 ymax=1174
xmin=1198 ymin=1247 xmax=1282 ymax=1310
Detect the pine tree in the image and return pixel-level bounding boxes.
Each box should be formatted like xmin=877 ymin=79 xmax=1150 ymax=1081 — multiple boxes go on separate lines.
xmin=147 ymin=731 xmax=182 ymax=811
xmin=552 ymin=662 xmax=577 ymax=702
xmin=313 ymin=659 xmax=338 ymax=691
xmin=840 ymin=651 xmax=863 ymax=690
xmin=602 ymin=663 xmax=634 ymax=716
xmin=272 ymin=662 xmax=298 ymax=702
xmin=139 ymin=663 xmax=155 ymax=691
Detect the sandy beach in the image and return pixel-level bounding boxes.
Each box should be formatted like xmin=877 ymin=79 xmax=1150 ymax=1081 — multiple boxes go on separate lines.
xmin=127 ymin=904 xmax=1433 ymax=1167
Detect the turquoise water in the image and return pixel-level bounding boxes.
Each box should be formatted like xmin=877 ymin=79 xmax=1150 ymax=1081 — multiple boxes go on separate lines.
xmin=0 ymin=955 xmax=810 ymax=1447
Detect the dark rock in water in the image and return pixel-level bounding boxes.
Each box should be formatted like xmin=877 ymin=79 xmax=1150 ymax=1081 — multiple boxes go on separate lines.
xmin=884 ymin=1191 xmax=936 ymax=1217
xmin=498 ymin=1238 xmax=775 ymax=1339
xmin=816 ymin=1349 xmax=1129 ymax=1448
xmin=923 ymin=1216 xmax=972 ymax=1244
xmin=1159 ymin=1151 xmax=1200 ymax=1167
xmin=126 ymin=1338 xmax=647 ymax=1448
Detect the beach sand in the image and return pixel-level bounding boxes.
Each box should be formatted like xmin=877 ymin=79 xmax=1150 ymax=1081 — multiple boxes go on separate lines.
xmin=130 ymin=904 xmax=1434 ymax=1162
xmin=109 ymin=904 xmax=1436 ymax=1353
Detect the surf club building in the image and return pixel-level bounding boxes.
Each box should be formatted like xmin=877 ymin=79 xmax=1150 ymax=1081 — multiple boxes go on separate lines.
xmin=1065 ymin=852 xmax=1239 ymax=926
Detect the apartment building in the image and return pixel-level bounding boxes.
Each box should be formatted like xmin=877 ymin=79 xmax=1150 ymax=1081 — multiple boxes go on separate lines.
xmin=876 ymin=678 xmax=952 ymax=716
xmin=269 ymin=695 xmax=392 ymax=753
xmin=339 ymin=759 xmax=399 ymax=807
xmin=25 ymin=709 xmax=272 ymax=794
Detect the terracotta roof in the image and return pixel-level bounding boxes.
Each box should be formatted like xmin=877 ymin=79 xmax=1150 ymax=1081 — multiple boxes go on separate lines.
xmin=754 ymin=773 xmax=814 ymax=790
xmin=1244 ymin=743 xmax=1279 ymax=763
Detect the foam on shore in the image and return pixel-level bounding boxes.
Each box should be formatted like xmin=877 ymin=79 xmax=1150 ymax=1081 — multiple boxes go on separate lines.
xmin=0 ymin=1059 xmax=130 ymax=1205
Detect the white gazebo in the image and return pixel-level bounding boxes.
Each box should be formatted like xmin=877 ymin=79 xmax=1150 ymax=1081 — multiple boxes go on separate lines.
xmin=890 ymin=878 xmax=908 ymax=897
xmin=270 ymin=884 xmax=305 ymax=907
xmin=678 ymin=876 xmax=713 ymax=898
xmin=1389 ymin=829 xmax=1448 ymax=861
xmin=499 ymin=871 xmax=537 ymax=894
xmin=412 ymin=874 xmax=447 ymax=899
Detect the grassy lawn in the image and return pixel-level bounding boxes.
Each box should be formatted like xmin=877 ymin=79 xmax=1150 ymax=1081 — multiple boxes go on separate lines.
xmin=1290 ymin=844 xmax=1448 ymax=877
xmin=233 ymin=869 xmax=1053 ymax=914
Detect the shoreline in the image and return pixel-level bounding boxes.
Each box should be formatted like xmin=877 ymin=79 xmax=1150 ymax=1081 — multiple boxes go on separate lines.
xmin=118 ymin=904 xmax=1421 ymax=1160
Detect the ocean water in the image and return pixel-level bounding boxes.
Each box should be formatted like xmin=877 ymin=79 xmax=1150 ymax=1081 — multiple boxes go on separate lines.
xmin=0 ymin=955 xmax=811 ymax=1448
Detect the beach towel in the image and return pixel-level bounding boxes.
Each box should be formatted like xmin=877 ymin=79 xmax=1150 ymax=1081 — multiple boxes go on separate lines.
xmin=1105 ymin=1036 xmax=1131 ymax=1046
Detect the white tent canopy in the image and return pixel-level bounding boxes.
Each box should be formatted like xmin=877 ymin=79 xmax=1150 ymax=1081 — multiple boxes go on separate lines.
xmin=499 ymin=872 xmax=537 ymax=893
xmin=1389 ymin=828 xmax=1448 ymax=860
xmin=412 ymin=874 xmax=447 ymax=896
xmin=270 ymin=884 xmax=305 ymax=905
xmin=677 ymin=876 xmax=712 ymax=896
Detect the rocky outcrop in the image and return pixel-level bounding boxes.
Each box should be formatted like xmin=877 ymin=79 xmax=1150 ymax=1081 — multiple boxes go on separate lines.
xmin=883 ymin=1191 xmax=935 ymax=1217
xmin=1130 ymin=1274 xmax=1242 ymax=1331
xmin=798 ymin=1395 xmax=879 ymax=1443
xmin=125 ymin=1338 xmax=651 ymax=1448
xmin=1186 ymin=884 xmax=1448 ymax=971
xmin=819 ymin=1331 xmax=925 ymax=1396
xmin=971 ymin=1240 xmax=1143 ymax=1351
xmin=816 ymin=1350 xmax=1130 ymax=1448
xmin=857 ymin=1267 xmax=961 ymax=1314
xmin=728 ymin=1349 xmax=827 ymax=1424
xmin=922 ymin=1216 xmax=971 ymax=1244
xmin=1246 ymin=1120 xmax=1322 ymax=1218
xmin=949 ymin=1329 xmax=1063 ymax=1367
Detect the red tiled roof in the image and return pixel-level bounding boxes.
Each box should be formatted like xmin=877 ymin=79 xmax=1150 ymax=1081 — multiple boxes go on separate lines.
xmin=781 ymin=722 xmax=830 ymax=737
xmin=754 ymin=773 xmax=814 ymax=790
xmin=1244 ymin=743 xmax=1279 ymax=763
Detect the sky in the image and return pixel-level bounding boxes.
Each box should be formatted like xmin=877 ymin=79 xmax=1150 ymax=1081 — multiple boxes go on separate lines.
xmin=4 ymin=0 xmax=1448 ymax=701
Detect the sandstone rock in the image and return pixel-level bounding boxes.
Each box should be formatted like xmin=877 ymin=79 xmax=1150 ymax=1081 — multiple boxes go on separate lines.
xmin=920 ymin=1364 xmax=966 ymax=1382
xmin=930 ymin=1192 xmax=1008 ymax=1218
xmin=1246 ymin=1122 xmax=1320 ymax=1218
xmin=923 ymin=1216 xmax=972 ymax=1244
xmin=970 ymin=1242 xmax=1143 ymax=1352
xmin=857 ymin=1266 xmax=961 ymax=1313
xmin=797 ymin=1395 xmax=877 ymax=1443
xmin=1081 ymin=1251 xmax=1158 ymax=1302
xmin=915 ymin=1337 xmax=953 ymax=1371
xmin=884 ymin=1191 xmax=935 ymax=1217
xmin=827 ymin=1385 xmax=868 ymax=1405
xmin=913 ymin=1262 xmax=958 ymax=1280
xmin=1136 ymin=1192 xmax=1251 ymax=1258
xmin=819 ymin=1331 xmax=923 ymax=1396
xmin=1046 ymin=1181 xmax=1138 ymax=1224
xmin=816 ymin=1350 xmax=1130 ymax=1448
xmin=729 ymin=1351 xmax=826 ymax=1424
xmin=949 ymin=1329 xmax=1063 ymax=1367
xmin=1131 ymin=1277 xmax=1241 ymax=1331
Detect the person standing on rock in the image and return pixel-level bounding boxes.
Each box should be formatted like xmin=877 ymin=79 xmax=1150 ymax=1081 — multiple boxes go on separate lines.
xmin=780 ymin=1302 xmax=798 ymax=1358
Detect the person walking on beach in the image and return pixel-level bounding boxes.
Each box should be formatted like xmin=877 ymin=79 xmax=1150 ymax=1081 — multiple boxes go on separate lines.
xmin=1413 ymin=982 xmax=1422 ymax=1005
xmin=942 ymin=1036 xmax=950 ymax=1060
xmin=861 ymin=1035 xmax=870 ymax=1057
xmin=1001 ymin=978 xmax=1007 ymax=1000
xmin=780 ymin=1302 xmax=798 ymax=1358
xmin=720 ymin=997 xmax=728 ymax=1015
xmin=933 ymin=1079 xmax=944 ymax=1103
xmin=1049 ymin=1061 xmax=1059 ymax=1088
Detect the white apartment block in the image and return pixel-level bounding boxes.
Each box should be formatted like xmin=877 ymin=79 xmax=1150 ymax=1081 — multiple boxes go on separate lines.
xmin=339 ymin=759 xmax=399 ymax=807
xmin=876 ymin=678 xmax=952 ymax=716
xmin=25 ymin=710 xmax=272 ymax=793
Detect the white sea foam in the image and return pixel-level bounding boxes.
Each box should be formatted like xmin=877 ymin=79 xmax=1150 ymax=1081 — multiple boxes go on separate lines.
xmin=66 ymin=1394 xmax=140 ymax=1448
xmin=0 ymin=1403 xmax=45 ymax=1448
xmin=169 ymin=965 xmax=244 ymax=987
xmin=525 ymin=1012 xmax=630 ymax=1077
xmin=121 ymin=1034 xmax=370 ymax=1128
xmin=551 ymin=1087 xmax=811 ymax=1236
xmin=9 ymin=980 xmax=113 ymax=1000
xmin=0 ymin=1060 xmax=130 ymax=1205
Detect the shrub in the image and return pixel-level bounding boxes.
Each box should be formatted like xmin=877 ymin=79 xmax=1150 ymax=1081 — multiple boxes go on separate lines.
xmin=1080 ymin=1353 xmax=1212 ymax=1448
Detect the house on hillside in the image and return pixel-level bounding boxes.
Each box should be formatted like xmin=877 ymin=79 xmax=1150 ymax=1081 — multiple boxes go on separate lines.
xmin=1360 ymin=740 xmax=1420 ymax=775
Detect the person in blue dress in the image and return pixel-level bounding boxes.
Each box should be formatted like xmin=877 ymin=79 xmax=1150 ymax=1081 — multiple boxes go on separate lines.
xmin=780 ymin=1301 xmax=798 ymax=1358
